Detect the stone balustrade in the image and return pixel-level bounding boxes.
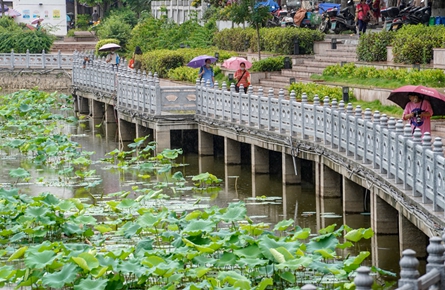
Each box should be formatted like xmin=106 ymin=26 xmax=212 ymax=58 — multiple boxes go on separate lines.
xmin=0 ymin=50 xmax=74 ymax=69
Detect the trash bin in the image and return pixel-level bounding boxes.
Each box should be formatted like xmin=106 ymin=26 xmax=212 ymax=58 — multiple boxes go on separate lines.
xmin=435 ymin=16 xmax=441 ymax=25
xmin=429 ymin=16 xmax=435 ymax=26
xmin=441 ymin=17 xmax=445 ymax=26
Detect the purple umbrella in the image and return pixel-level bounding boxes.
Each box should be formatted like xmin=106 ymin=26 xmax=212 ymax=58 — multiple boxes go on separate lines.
xmin=187 ymin=55 xmax=217 ymax=69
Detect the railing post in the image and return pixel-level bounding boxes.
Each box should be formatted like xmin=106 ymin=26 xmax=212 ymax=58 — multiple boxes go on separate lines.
xmin=239 ymin=84 xmax=243 ymax=125
xmin=330 ymin=98 xmax=337 ymax=149
xmin=354 ymin=105 xmax=362 ymax=160
xmin=398 ymin=249 xmax=419 ymax=290
xmin=363 ymin=108 xmax=372 ymax=164
xmin=323 ymin=96 xmax=330 ymax=145
xmin=290 ymin=90 xmax=297 ymax=137
xmin=26 ymin=49 xmax=30 ymax=69
xmin=432 ymin=138 xmax=444 ymax=211
xmin=230 ymin=83 xmax=235 ymax=122
xmin=379 ymin=114 xmax=388 ymax=174
xmin=248 ymin=85 xmax=253 ymax=126
xmin=278 ymin=89 xmax=284 ymax=133
xmin=421 ymin=133 xmax=432 ymax=203
xmin=426 ymin=236 xmax=445 ymax=286
xmin=412 ymin=128 xmax=423 ymax=197
xmin=394 ymin=120 xmax=404 ymax=184
xmin=345 ymin=102 xmax=353 ymax=156
xmin=354 ymin=266 xmax=373 ymax=290
xmin=257 ymin=87 xmax=263 ymax=129
xmin=42 ymin=49 xmax=46 ymax=69
xmin=302 ymin=92 xmax=307 ymax=139
xmin=338 ymin=100 xmax=345 ymax=152
xmin=387 ymin=117 xmax=396 ymax=178
xmin=155 ymin=75 xmax=161 ymax=115
xmin=372 ymin=111 xmax=381 ymax=169
xmin=313 ymin=94 xmax=319 ymax=142
xmin=10 ymin=49 xmax=14 ymax=69
xmin=57 ymin=50 xmax=62 ymax=69
xmin=403 ymin=124 xmax=413 ymax=190
xmin=268 ymin=88 xmax=274 ymax=131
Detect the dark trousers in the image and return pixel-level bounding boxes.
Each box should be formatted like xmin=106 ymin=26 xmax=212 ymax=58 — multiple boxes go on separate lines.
xmin=358 ymin=19 xmax=368 ymax=34
xmin=235 ymin=85 xmax=248 ymax=93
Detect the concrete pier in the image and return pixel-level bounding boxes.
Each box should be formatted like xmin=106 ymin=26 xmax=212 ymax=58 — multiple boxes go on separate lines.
xmin=371 ymin=192 xmax=398 ymax=235
xmin=118 ymin=119 xmax=136 ymax=142
xmin=225 ymin=137 xmax=241 ymax=165
xmin=251 ymin=145 xmax=269 ymax=174
xmin=282 ymin=153 xmax=301 ymax=184
xmin=104 ymin=104 xmax=116 ymax=123
xmin=78 ymin=96 xmax=89 ymax=115
xmin=199 ymin=130 xmax=214 ymax=156
xmin=91 ymin=99 xmax=104 ymax=120
xmin=316 ymin=162 xmax=342 ymax=198
xmin=343 ymin=177 xmax=365 ymax=214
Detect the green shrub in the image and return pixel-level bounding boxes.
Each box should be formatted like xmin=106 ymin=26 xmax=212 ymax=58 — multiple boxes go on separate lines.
xmin=141 ymin=50 xmax=186 ymax=78
xmin=95 ymin=38 xmax=120 ymax=56
xmin=0 ymin=30 xmax=54 ymax=53
xmin=0 ymin=31 xmax=18 ymax=52
xmin=392 ymin=24 xmax=445 ymax=64
xmin=321 ymin=63 xmax=445 ymax=87
xmin=357 ymin=30 xmax=395 ymax=62
xmin=213 ymin=27 xmax=324 ymax=54
xmin=251 ymin=56 xmax=286 ymax=72
xmin=76 ymin=14 xmax=90 ymax=29
xmin=0 ymin=17 xmax=21 ymax=32
xmin=96 ymin=15 xmax=132 ymax=49
xmin=108 ymin=8 xmax=138 ymax=28
xmin=167 ymin=66 xmax=199 ymax=83
xmin=288 ymin=82 xmax=353 ymax=102
xmin=127 ymin=17 xmax=162 ymax=53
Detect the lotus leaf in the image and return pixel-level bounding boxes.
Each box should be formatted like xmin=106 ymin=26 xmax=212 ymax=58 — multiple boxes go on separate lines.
xmin=72 ymin=253 xmax=100 ymax=271
xmin=314 ymin=248 xmax=337 ymax=259
xmin=19 ymin=104 xmax=31 ymax=112
xmin=142 ymin=255 xmax=165 ymax=267
xmin=192 ymin=254 xmax=217 ymax=266
xmin=116 ymin=258 xmax=146 ymax=276
xmin=343 ymin=251 xmax=370 ymax=272
xmin=8 ymin=246 xmax=28 ymax=261
xmin=24 ymin=250 xmax=57 ymax=269
xmin=233 ymin=244 xmax=262 ymax=259
xmin=182 ymin=220 xmax=215 ymax=236
xmin=8 ymin=139 xmax=25 ymax=148
xmin=255 ymin=277 xmax=274 ymax=290
xmin=274 ymin=219 xmax=294 ymax=231
xmin=121 ymin=221 xmax=141 ymax=238
xmin=184 ymin=210 xmax=202 ymax=221
xmin=74 ymin=278 xmax=108 ymax=290
xmin=280 ymin=271 xmax=296 ymax=283
xmin=218 ymin=270 xmax=251 ymax=287
xmin=319 ymin=224 xmax=337 ymax=234
xmin=291 ymin=227 xmax=311 ymax=240
xmin=74 ymin=215 xmax=97 ymax=225
xmin=237 ymin=257 xmax=269 ymax=268
xmin=9 ymin=167 xmax=30 ymax=179
xmin=42 ymin=263 xmax=79 ymax=288
xmin=215 ymin=252 xmax=238 ymax=267
xmin=274 ymin=256 xmax=314 ymax=270
xmin=258 ymin=235 xmax=300 ymax=262
xmin=9 ymin=232 xmax=26 ymax=243
xmin=138 ymin=212 xmax=162 ymax=228
xmin=270 ymin=248 xmax=285 ymax=263
xmin=306 ymin=233 xmax=339 ymax=253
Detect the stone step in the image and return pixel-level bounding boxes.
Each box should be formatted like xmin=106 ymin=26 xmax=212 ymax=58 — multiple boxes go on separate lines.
xmin=320 ymin=50 xmax=357 ymax=58
xmin=290 ymin=66 xmax=325 ymax=75
xmin=281 ymin=69 xmax=314 ymax=79
xmin=314 ymin=55 xmax=358 ymax=63
xmin=435 ymin=123 xmax=445 ymax=133
xmin=299 ymin=60 xmax=334 ymax=68
xmin=269 ymin=74 xmax=298 ymax=84
xmin=326 ymin=46 xmax=358 ymax=53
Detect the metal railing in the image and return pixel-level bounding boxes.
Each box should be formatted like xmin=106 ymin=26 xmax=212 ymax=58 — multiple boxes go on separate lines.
xmin=0 ymin=50 xmax=74 ymax=69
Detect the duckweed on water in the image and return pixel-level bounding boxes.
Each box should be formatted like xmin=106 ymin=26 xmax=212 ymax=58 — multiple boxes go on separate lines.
xmin=0 ymin=90 xmax=395 ymax=289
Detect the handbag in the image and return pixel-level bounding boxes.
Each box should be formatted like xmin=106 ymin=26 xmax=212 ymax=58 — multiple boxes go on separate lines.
xmin=363 ymin=14 xmax=370 ymax=22
xmin=128 ymin=58 xmax=134 ymax=69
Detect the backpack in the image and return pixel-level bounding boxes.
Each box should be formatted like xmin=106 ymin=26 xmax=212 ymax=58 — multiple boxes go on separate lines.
xmin=115 ymin=54 xmax=120 ymax=65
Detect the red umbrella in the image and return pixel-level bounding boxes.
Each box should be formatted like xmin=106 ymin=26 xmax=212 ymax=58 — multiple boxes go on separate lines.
xmin=388 ymin=85 xmax=445 ymax=116
xmin=31 ymin=18 xmax=44 ymax=24
xmin=222 ymin=57 xmax=252 ymax=70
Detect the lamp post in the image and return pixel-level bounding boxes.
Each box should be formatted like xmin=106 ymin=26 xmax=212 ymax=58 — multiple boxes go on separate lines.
xmin=284 ymin=56 xmax=291 ymax=69
xmin=215 ymin=52 xmax=219 ymax=61
xmin=413 ymin=63 xmax=420 ymax=71
xmin=290 ymin=77 xmax=296 ymax=84
xmin=244 ymin=40 xmax=249 ymax=51
xmin=228 ymin=73 xmax=234 ymax=82
xmin=342 ymin=87 xmax=349 ymax=103
xmin=293 ymin=38 xmax=299 ymax=55
xmin=331 ymin=38 xmax=337 ymax=49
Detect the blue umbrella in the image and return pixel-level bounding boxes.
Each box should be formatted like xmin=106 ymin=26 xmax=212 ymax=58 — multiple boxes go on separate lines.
xmin=187 ymin=55 xmax=217 ymax=69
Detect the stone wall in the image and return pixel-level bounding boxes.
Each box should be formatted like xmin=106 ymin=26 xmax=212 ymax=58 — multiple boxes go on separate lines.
xmin=0 ymin=69 xmax=72 ymax=91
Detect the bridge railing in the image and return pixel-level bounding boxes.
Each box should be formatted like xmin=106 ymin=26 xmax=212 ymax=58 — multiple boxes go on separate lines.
xmin=196 ymin=82 xmax=445 ymax=213
xmin=72 ymin=51 xmax=196 ymax=115
xmin=0 ymin=50 xmax=74 ymax=69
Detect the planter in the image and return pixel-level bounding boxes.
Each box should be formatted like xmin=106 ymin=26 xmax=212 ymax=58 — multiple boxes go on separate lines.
xmin=387 ymin=46 xmax=394 ymax=64
xmin=433 ymin=48 xmax=445 ymax=69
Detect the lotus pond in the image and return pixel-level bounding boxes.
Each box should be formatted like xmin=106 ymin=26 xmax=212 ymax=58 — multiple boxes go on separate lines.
xmin=0 ymin=90 xmax=397 ymax=289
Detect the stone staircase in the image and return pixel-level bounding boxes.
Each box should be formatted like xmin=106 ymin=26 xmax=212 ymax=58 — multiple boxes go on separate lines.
xmin=50 ymin=40 xmax=97 ymax=54
xmin=257 ymin=36 xmax=359 ymax=93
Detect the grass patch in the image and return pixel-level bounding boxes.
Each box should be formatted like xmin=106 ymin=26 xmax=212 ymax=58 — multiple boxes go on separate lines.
xmin=350 ymin=99 xmax=403 ymax=118
xmin=310 ymin=74 xmax=409 ymax=89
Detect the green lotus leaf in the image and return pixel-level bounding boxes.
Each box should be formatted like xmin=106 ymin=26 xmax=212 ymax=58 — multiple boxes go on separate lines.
xmin=319 ymin=224 xmax=337 ymax=234
xmin=42 ymin=263 xmax=79 ymax=288
xmin=255 ymin=277 xmax=274 ymax=290
xmin=74 ymin=278 xmax=108 ymax=290
xmin=139 ymin=162 xmax=154 ymax=172
xmin=258 ymin=235 xmax=300 ymax=261
xmin=34 ymin=154 xmax=47 ymax=164
xmin=183 ymin=220 xmax=215 ymax=236
xmin=233 ymin=244 xmax=262 ymax=259
xmin=9 ymin=232 xmax=26 ymax=243
xmin=95 ymin=225 xmax=113 ymax=234
xmin=363 ymin=228 xmax=374 ymax=239
xmin=172 ymin=171 xmax=185 ymax=181
xmin=56 ymin=200 xmax=76 ymax=211
xmin=154 ymin=260 xmax=181 ymax=277
xmin=337 ymin=241 xmax=354 ymax=249
xmin=192 ymin=254 xmax=217 ymax=266
xmin=183 ymin=238 xmax=222 ymax=254
xmin=74 ymin=215 xmax=97 ymax=225
xmin=91 ymin=266 xmax=108 ymax=278
xmin=275 ymin=256 xmax=314 ymax=270
xmin=142 ymin=255 xmax=165 ymax=267
xmin=184 ymin=210 xmax=202 ymax=221
xmin=63 ymin=222 xmax=84 ymax=235
xmin=0 ymin=265 xmax=15 ymax=281
xmin=291 ymin=227 xmax=311 ymax=240
xmin=306 ymin=233 xmax=339 ymax=253
xmin=220 ymin=205 xmax=247 ymax=223
xmin=237 ymin=257 xmax=268 ymax=268
xmin=309 ymin=259 xmax=337 ymax=274
xmin=135 ymin=239 xmax=154 ymax=255
xmin=19 ymin=104 xmax=31 ymax=112
xmin=344 ymin=251 xmax=370 ymax=272
xmin=274 ymin=219 xmax=294 ymax=231
xmin=45 ymin=145 xmax=58 ymax=156
xmin=270 ymin=248 xmax=285 ymax=263
xmin=117 ymin=198 xmax=137 ymax=209
xmin=24 ymin=250 xmax=57 ymax=269
xmin=8 ymin=246 xmax=28 ymax=261
xmin=160 ymin=148 xmax=182 ymax=159
xmin=9 ymin=167 xmax=30 ymax=179
xmin=72 ymin=253 xmax=99 ymax=272
xmin=72 ymin=156 xmax=91 ymax=166
xmin=215 ymin=252 xmax=237 ymax=267
xmin=97 ymin=255 xmax=118 ymax=269
xmin=137 ymin=212 xmax=161 ymax=228
xmin=314 ymin=248 xmax=336 ymax=259
xmin=121 ymin=221 xmax=141 ymax=238
xmin=116 ymin=258 xmax=145 ymax=276
xmin=280 ymin=271 xmax=295 ymax=283
xmin=187 ymin=267 xmax=211 ymax=279
xmin=8 ymin=139 xmax=25 ymax=148
xmin=157 ymin=164 xmax=172 ymax=173
xmin=274 ymin=246 xmax=295 ymax=261
xmin=217 ymin=270 xmax=250 ymax=287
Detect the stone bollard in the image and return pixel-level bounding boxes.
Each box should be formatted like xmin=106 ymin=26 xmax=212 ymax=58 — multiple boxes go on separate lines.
xmin=398 ymin=249 xmax=419 ymax=289
xmin=354 ymin=266 xmax=373 ymax=290
xmin=426 ymin=236 xmax=445 ymax=286
xmin=301 ymin=284 xmax=317 ymax=290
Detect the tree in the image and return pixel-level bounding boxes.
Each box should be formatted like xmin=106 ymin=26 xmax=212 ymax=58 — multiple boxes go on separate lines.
xmin=226 ymin=0 xmax=271 ymax=60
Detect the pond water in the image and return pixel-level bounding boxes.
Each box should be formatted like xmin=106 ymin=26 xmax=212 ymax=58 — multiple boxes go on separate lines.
xmin=0 ymin=91 xmax=404 ymax=288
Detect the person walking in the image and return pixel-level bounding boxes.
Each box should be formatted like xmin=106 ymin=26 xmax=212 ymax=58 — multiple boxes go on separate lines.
xmin=402 ymin=93 xmax=433 ymax=136
xmin=234 ymin=62 xmax=251 ymax=93
xmin=198 ymin=59 xmax=215 ymax=87
xmin=105 ymin=49 xmax=120 ymax=71
xmin=356 ymin=0 xmax=370 ymax=35
xmin=132 ymin=46 xmax=143 ymax=72
xmin=92 ymin=9 xmax=99 ymax=23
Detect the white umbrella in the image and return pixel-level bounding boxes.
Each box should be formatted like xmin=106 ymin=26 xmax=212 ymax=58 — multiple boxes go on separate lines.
xmin=98 ymin=43 xmax=121 ymax=51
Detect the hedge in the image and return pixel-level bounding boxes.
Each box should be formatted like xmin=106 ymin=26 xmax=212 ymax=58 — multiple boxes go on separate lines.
xmin=356 ymin=30 xmax=395 ymax=62
xmin=0 ymin=30 xmax=54 ymax=53
xmin=213 ymin=27 xmax=324 ymax=55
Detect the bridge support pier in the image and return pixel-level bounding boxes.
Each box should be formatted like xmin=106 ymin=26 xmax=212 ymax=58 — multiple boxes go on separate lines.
xmin=371 ymin=191 xmax=398 ymax=235
xmin=225 ymin=137 xmax=241 ymax=165
xmin=315 ymin=162 xmax=342 ymax=198
xmin=78 ymin=96 xmax=89 ymax=115
xmin=136 ymin=124 xmax=154 ymax=149
xmin=343 ymin=177 xmax=365 ymax=213
xmin=154 ymin=124 xmax=171 ymax=154
xmin=118 ymin=119 xmax=136 ymax=142
xmin=91 ymin=99 xmax=104 ymax=120
xmin=399 ymin=214 xmax=428 ymax=259
xmin=252 ymin=145 xmax=269 ymax=174
xmin=198 ymin=131 xmax=214 ymax=155
xmin=104 ymin=104 xmax=116 ymax=123
xmin=282 ymin=153 xmax=301 ymax=184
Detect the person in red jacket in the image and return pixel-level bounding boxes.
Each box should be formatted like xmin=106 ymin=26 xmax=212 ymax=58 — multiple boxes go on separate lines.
xmin=356 ymin=0 xmax=370 ymax=35
xmin=234 ymin=62 xmax=251 ymax=93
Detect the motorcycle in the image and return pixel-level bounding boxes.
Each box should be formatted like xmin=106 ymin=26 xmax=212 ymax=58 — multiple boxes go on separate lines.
xmin=333 ymin=0 xmax=357 ymax=34
xmin=294 ymin=8 xmax=319 ymax=29
xmin=319 ymin=6 xmax=337 ymax=33
xmin=382 ymin=0 xmax=431 ymax=31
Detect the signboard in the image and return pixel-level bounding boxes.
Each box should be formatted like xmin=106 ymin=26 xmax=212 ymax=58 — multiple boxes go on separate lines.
xmin=13 ymin=0 xmax=67 ymax=36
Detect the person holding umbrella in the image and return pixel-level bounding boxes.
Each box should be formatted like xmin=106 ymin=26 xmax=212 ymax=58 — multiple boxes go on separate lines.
xmin=198 ymin=59 xmax=215 ymax=87
xmin=402 ymin=93 xmax=433 ymax=136
xmin=105 ymin=48 xmax=120 ymax=71
xmin=234 ymin=62 xmax=251 ymax=93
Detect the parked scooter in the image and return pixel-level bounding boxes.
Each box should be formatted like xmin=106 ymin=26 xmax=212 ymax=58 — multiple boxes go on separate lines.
xmin=294 ymin=8 xmax=319 ymax=29
xmin=319 ymin=6 xmax=337 ymax=33
xmin=333 ymin=0 xmax=356 ymax=34
xmin=382 ymin=0 xmax=431 ymax=31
